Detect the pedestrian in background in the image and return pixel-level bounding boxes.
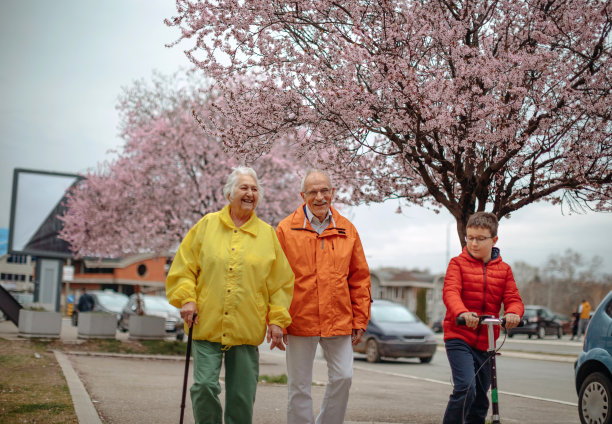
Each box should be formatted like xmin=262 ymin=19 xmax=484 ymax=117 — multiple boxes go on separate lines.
xmin=570 ymin=307 xmax=580 ymax=341
xmin=442 ymin=212 xmax=524 ymax=424
xmin=77 ymin=288 xmax=94 ymax=313
xmin=576 ymin=299 xmax=592 ymax=339
xmin=276 ymin=169 xmax=371 ymax=424
xmin=166 ymin=166 xmax=295 ymax=424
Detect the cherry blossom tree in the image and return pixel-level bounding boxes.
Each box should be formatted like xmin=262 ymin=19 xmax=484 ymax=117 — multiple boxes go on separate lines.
xmin=59 ymin=71 xmax=302 ymax=258
xmin=167 ymin=0 xmax=611 ymax=243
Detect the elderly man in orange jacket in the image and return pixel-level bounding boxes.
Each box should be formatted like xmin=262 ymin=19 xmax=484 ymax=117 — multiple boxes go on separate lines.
xmin=276 ymin=169 xmax=371 ymax=424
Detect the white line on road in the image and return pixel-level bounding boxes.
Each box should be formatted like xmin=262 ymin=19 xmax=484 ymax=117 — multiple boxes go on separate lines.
xmin=352 ymin=364 xmax=578 ymax=407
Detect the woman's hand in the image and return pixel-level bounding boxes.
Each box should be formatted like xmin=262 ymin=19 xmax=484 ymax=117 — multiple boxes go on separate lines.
xmin=266 ymin=324 xmax=287 ymax=351
xmin=180 ymin=302 xmax=199 ymax=328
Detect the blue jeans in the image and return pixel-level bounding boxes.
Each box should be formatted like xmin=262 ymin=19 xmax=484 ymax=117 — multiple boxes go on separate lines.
xmin=442 ymin=339 xmax=492 ymax=424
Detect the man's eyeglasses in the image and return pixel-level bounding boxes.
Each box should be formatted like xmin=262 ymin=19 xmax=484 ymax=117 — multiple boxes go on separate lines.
xmin=465 ymin=236 xmax=493 ymax=243
xmin=304 ymin=188 xmax=331 ymax=197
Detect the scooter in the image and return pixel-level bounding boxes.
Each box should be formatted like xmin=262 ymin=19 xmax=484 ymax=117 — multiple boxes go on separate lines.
xmin=456 ymin=314 xmax=521 ymax=424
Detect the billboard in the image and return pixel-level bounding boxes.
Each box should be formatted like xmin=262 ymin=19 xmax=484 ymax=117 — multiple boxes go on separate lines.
xmin=8 ymin=168 xmax=82 ymax=258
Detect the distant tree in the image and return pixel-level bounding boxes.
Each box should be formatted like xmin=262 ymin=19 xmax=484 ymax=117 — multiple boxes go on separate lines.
xmin=168 ymin=0 xmax=612 ymax=244
xmin=510 ymin=260 xmax=540 ymax=291
xmin=518 ymin=249 xmax=611 ymax=313
xmin=59 ymin=72 xmax=302 ymax=258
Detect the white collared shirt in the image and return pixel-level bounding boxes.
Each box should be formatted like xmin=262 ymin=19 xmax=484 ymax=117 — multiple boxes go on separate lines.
xmin=304 ymin=205 xmax=332 ymax=235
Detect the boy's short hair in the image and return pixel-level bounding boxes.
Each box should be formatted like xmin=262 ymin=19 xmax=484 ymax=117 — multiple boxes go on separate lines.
xmin=466 ymin=212 xmax=498 ymax=237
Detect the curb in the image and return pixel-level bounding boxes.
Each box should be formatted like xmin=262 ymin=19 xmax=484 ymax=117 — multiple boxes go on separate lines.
xmin=53 ymin=350 xmax=102 ymax=424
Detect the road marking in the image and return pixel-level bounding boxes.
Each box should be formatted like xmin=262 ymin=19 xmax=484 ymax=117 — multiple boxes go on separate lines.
xmin=352 ymin=364 xmax=578 ymax=407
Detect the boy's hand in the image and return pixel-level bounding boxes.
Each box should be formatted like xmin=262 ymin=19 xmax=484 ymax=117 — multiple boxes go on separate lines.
xmin=459 ymin=312 xmax=479 ymax=329
xmin=504 ymin=313 xmax=521 ymax=329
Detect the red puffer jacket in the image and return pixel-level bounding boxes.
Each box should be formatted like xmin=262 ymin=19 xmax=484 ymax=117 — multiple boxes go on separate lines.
xmin=443 ymin=247 xmax=524 ymax=351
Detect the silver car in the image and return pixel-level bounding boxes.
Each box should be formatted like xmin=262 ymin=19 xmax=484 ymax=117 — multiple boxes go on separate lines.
xmin=119 ymin=294 xmax=185 ymax=340
xmin=353 ymin=299 xmax=437 ymax=363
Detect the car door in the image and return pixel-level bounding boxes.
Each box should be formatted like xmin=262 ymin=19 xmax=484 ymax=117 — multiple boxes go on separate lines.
xmin=603 ymin=298 xmax=612 ymax=351
xmin=539 ymin=308 xmax=554 ymax=334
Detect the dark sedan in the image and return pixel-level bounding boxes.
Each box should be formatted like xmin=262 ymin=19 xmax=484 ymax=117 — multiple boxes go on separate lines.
xmin=353 ymin=299 xmax=437 ymax=363
xmin=506 ymin=305 xmax=564 ymax=339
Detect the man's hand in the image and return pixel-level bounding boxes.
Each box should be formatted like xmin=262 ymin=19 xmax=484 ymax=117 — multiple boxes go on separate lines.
xmin=459 ymin=312 xmax=479 ymax=329
xmin=351 ymin=328 xmax=365 ymax=345
xmin=267 ymin=324 xmax=287 ymax=350
xmin=180 ymin=302 xmax=199 ymax=328
xmin=503 ymin=313 xmax=521 ymax=329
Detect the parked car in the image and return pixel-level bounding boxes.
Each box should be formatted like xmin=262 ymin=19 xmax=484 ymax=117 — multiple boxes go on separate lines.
xmin=553 ymin=313 xmax=573 ymax=335
xmin=353 ymin=299 xmax=437 ymax=363
xmin=72 ymin=290 xmax=128 ymax=326
xmin=119 ymin=294 xmax=184 ymax=340
xmin=574 ymin=291 xmax=612 ymax=424
xmin=506 ymin=305 xmax=564 ymax=339
xmin=431 ymin=315 xmax=444 ymax=333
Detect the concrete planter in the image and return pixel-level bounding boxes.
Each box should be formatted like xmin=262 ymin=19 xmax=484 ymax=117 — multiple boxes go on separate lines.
xmin=18 ymin=310 xmax=62 ymax=338
xmin=77 ymin=313 xmax=117 ymax=339
xmin=128 ymin=315 xmax=166 ymax=340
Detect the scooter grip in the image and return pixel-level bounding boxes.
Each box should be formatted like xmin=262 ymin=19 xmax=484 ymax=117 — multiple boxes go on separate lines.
xmin=456 ymin=316 xmax=467 ymax=325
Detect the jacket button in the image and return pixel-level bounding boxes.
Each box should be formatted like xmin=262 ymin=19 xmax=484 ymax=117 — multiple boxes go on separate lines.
xmin=229 ymin=267 xmax=233 ymax=271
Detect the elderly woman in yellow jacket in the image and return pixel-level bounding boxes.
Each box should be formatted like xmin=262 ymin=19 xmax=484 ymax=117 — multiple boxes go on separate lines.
xmin=166 ymin=166 xmax=294 ymax=424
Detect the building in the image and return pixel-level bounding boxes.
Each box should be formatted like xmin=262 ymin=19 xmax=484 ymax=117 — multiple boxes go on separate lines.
xmin=67 ymin=253 xmax=171 ymax=298
xmin=0 ymin=253 xmax=34 ymax=292
xmin=371 ymin=267 xmax=445 ymax=324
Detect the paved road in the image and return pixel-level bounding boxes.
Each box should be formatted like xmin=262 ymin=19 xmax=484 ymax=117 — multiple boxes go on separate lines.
xmin=67 ymin=349 xmax=580 ymax=424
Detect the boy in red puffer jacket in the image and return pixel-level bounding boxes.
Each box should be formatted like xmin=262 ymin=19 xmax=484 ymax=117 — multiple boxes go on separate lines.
xmin=442 ymin=212 xmax=524 ymax=424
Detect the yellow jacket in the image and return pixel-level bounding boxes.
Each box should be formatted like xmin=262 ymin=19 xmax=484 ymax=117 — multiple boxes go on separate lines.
xmin=166 ymin=205 xmax=294 ymax=347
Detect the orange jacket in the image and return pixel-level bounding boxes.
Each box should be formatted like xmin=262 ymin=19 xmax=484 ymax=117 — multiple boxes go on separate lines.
xmin=443 ymin=247 xmax=524 ymax=351
xmin=276 ymin=205 xmax=371 ymax=337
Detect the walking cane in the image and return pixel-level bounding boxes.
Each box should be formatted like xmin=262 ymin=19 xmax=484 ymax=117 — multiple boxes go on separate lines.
xmin=180 ymin=313 xmax=197 ymax=424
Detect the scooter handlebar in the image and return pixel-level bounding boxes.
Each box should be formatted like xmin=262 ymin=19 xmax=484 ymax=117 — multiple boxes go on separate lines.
xmin=455 ymin=314 xmax=523 ymax=327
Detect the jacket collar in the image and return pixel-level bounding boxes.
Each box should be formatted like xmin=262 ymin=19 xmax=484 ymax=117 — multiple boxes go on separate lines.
xmin=290 ymin=204 xmax=346 ymax=235
xmin=219 ymin=204 xmax=259 ymax=236
xmin=461 ymin=246 xmax=501 ymax=264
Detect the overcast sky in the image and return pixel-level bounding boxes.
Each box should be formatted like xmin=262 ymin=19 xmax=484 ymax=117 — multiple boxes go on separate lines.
xmin=1 ymin=1 xmax=610 ymax=276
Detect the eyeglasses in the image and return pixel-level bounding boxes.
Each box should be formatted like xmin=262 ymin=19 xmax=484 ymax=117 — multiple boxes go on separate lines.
xmin=303 ymin=188 xmax=331 ymax=198
xmin=465 ymin=236 xmax=493 ymax=243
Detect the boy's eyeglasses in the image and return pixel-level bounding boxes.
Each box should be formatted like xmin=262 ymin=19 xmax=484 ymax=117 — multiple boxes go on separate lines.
xmin=465 ymin=236 xmax=493 ymax=243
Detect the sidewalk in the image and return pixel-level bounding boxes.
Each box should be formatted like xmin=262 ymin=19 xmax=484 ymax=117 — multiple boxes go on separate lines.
xmin=1 ymin=318 xmax=579 ymax=423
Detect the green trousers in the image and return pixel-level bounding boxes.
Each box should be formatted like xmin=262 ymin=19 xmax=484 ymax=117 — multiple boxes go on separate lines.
xmin=191 ymin=340 xmax=259 ymax=424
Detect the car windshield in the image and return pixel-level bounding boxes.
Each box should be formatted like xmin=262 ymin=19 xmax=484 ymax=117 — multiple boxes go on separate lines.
xmin=143 ymin=296 xmax=174 ymax=312
xmin=96 ymin=294 xmax=127 ymax=308
xmin=524 ymin=309 xmax=537 ymax=318
xmin=372 ymin=304 xmax=418 ymax=323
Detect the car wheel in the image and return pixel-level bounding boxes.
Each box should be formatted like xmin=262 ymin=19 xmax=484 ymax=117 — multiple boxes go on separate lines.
xmin=537 ymin=326 xmax=546 ymax=339
xmin=579 ymin=372 xmax=612 ymax=424
xmin=365 ymin=339 xmax=380 ymax=363
xmin=557 ymin=326 xmax=563 ymax=339
xmin=420 ymin=356 xmax=433 ymax=364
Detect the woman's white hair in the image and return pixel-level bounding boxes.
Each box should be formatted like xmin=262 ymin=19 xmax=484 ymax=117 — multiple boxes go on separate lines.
xmin=223 ymin=166 xmax=263 ymax=207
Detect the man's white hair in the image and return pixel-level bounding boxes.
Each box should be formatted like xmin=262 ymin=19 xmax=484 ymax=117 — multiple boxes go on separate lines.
xmin=223 ymin=166 xmax=263 ymax=207
xmin=300 ymin=169 xmax=333 ymax=192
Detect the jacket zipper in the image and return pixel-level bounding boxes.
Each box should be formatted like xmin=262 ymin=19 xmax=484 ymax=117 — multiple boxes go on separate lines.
xmin=476 ymin=263 xmax=488 ymax=343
